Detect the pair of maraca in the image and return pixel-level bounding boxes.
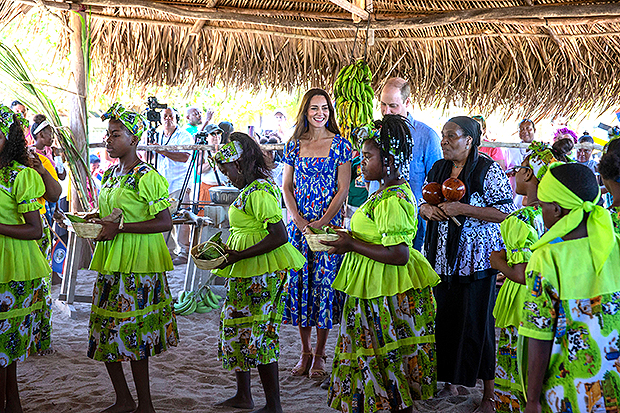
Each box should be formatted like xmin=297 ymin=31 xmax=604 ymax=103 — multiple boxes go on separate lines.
xmin=422 ymin=178 xmax=466 ymax=226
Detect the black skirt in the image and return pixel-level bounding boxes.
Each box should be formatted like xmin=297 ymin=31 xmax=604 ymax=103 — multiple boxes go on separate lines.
xmin=433 ymin=274 xmax=496 ymax=387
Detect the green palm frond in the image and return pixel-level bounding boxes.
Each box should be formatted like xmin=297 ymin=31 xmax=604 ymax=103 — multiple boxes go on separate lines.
xmin=0 ymin=40 xmax=96 ymax=210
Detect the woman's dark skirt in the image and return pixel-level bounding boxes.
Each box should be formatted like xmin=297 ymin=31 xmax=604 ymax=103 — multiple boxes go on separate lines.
xmin=434 ymin=274 xmax=496 ymax=387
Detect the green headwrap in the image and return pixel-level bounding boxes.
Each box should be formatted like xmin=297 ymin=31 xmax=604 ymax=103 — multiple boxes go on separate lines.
xmin=525 ymin=141 xmax=559 ymax=180
xmin=101 ymin=103 xmax=147 ymax=138
xmin=531 ymin=163 xmax=614 ymax=276
xmin=213 ymin=141 xmax=243 ymax=164
xmin=0 ymin=105 xmax=28 ymax=139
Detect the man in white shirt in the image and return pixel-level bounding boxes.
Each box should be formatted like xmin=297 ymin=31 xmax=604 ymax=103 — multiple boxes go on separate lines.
xmin=505 ymin=119 xmax=536 ymax=208
xmin=153 ymin=108 xmax=193 ymax=265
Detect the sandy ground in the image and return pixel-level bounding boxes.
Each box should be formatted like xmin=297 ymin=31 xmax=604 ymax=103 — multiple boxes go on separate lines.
xmin=17 ymin=264 xmax=483 ymax=413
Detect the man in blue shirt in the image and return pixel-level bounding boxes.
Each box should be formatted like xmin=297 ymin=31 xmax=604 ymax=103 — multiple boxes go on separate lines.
xmin=377 ymin=77 xmax=442 ymax=251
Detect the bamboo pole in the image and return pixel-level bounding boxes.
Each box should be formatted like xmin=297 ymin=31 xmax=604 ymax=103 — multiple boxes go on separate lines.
xmin=88 ymin=142 xmax=606 ymax=152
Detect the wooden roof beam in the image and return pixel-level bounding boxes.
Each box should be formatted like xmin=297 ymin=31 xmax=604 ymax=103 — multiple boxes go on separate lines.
xmin=12 ymin=0 xmax=620 ymax=32
xmin=328 ymin=0 xmax=369 ymax=21
xmin=189 ymin=19 xmax=206 ymax=35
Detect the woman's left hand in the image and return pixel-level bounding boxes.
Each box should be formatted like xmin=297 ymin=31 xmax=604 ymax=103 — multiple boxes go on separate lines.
xmin=94 ymin=220 xmax=120 ymax=242
xmin=28 ymin=149 xmax=45 ymax=175
xmin=320 ymin=231 xmax=353 ymax=255
xmin=438 ymin=201 xmax=467 ymax=217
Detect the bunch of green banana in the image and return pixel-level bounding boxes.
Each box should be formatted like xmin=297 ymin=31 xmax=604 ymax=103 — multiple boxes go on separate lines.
xmin=334 ymin=59 xmax=374 ymax=141
xmin=174 ymin=286 xmax=223 ymax=316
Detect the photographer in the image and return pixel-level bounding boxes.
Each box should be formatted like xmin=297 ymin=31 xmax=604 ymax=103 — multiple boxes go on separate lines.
xmin=149 ymin=107 xmax=193 ymax=265
xmin=195 ymin=124 xmax=223 ymax=205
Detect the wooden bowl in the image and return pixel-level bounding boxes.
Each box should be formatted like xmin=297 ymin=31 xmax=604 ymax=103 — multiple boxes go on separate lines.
xmin=422 ymin=182 xmax=445 ymax=205
xmin=442 ymin=178 xmax=466 ymax=201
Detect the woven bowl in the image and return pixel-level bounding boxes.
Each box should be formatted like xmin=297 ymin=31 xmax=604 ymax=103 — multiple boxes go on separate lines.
xmin=304 ymin=232 xmax=339 ymax=252
xmin=72 ymin=222 xmax=103 ymax=239
xmin=191 ymin=241 xmax=228 ymax=270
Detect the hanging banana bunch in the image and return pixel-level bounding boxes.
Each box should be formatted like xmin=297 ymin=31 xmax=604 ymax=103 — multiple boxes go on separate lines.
xmin=334 ymin=59 xmax=374 ymax=142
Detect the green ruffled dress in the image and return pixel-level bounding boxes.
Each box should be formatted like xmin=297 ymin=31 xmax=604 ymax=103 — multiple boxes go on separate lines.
xmin=214 ymin=179 xmax=305 ymax=372
xmin=328 ymin=183 xmax=440 ymax=413
xmin=492 ymin=206 xmax=544 ymax=413
xmin=519 ymin=234 xmax=620 ymax=413
xmin=87 ymin=162 xmax=179 ymax=362
xmin=0 ymin=161 xmax=52 ymax=366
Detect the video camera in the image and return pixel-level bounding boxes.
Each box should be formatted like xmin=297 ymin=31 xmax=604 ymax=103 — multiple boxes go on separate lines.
xmin=145 ymin=96 xmax=167 ymax=125
xmin=194 ymin=131 xmax=210 ymax=145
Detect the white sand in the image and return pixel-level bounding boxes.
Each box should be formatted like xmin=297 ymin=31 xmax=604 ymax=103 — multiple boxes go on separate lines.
xmin=17 ymin=265 xmax=482 ymax=412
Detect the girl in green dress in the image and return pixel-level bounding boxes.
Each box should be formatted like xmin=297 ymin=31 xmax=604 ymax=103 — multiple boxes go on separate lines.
xmin=490 ymin=141 xmax=572 ymax=412
xmin=519 ymin=163 xmax=620 ymax=413
xmin=88 ymin=103 xmax=178 ymax=413
xmin=598 ymin=130 xmax=620 ymax=233
xmin=0 ymin=105 xmax=51 ymax=411
xmin=323 ymin=115 xmax=440 ymax=413
xmin=211 ymin=133 xmax=305 ymax=413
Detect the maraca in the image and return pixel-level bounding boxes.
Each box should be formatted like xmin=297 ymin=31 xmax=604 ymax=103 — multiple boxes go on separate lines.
xmin=422 ymin=182 xmax=445 ymax=205
xmin=442 ymin=178 xmax=466 ymax=201
xmin=442 ymin=178 xmax=466 ymax=226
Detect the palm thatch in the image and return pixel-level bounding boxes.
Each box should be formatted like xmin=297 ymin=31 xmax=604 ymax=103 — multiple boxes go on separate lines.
xmin=2 ymin=0 xmax=620 ymax=118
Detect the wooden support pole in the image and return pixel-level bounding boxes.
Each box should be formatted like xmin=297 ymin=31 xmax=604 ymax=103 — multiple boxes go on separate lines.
xmin=68 ymin=10 xmax=92 ymax=269
xmin=327 ymin=0 xmax=368 ymax=22
xmin=69 ymin=10 xmax=89 ymax=208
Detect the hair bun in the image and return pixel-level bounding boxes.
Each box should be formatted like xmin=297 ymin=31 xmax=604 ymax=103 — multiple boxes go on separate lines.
xmin=551 ymin=137 xmax=574 ymax=160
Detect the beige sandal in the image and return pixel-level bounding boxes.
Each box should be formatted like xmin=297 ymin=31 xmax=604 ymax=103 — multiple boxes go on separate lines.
xmin=309 ymin=353 xmax=328 ymax=380
xmin=291 ymin=350 xmax=313 ymax=376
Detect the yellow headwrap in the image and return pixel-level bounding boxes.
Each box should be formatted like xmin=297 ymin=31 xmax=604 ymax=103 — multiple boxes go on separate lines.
xmin=531 ymin=162 xmax=614 ymax=276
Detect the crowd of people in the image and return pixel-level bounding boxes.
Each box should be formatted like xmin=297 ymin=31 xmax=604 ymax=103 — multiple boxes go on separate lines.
xmin=1 ymin=75 xmax=620 ymax=413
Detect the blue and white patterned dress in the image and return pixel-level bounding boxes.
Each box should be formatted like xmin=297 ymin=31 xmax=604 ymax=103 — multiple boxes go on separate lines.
xmin=282 ymin=135 xmax=352 ymax=329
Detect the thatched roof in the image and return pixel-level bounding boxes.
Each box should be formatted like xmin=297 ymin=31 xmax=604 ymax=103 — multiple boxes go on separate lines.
xmin=3 ymin=0 xmax=620 ymax=118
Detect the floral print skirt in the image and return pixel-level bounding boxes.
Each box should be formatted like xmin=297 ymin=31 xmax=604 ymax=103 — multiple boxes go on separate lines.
xmin=0 ymin=278 xmax=51 ymax=366
xmin=218 ymin=270 xmax=288 ymax=372
xmin=328 ymin=286 xmax=437 ymax=413
xmin=87 ymin=271 xmax=179 ymax=362
xmin=495 ymin=326 xmax=525 ymax=413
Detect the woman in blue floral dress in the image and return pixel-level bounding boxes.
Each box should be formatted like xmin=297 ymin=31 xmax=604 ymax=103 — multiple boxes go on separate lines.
xmin=282 ymin=88 xmax=352 ymax=379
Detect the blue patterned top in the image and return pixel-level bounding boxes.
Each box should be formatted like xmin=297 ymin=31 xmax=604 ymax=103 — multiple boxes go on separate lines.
xmin=283 ymin=135 xmax=352 ymax=225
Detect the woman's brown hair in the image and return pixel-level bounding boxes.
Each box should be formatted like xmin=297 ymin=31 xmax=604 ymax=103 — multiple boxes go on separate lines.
xmin=290 ymin=88 xmax=340 ymax=141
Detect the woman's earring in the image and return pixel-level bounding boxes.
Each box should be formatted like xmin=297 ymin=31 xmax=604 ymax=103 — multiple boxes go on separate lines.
xmin=326 ymin=120 xmax=329 ymax=128
xmin=304 ymin=116 xmax=308 ymax=128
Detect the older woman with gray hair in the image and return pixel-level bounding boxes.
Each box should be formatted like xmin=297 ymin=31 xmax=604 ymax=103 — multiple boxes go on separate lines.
xmin=419 ymin=116 xmax=515 ymax=413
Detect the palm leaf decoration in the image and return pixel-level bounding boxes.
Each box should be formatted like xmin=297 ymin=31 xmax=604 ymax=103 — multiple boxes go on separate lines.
xmin=0 ymin=40 xmax=96 ymax=210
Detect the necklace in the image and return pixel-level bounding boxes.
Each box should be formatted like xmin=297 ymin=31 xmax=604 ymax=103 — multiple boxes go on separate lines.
xmin=453 ymin=162 xmax=465 ymax=169
xmin=115 ymin=158 xmax=141 ymax=177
